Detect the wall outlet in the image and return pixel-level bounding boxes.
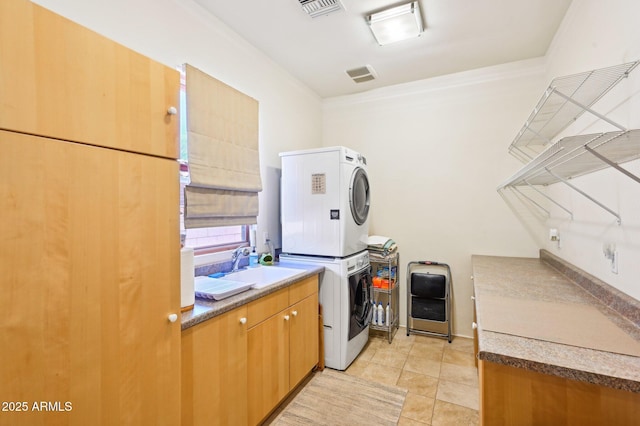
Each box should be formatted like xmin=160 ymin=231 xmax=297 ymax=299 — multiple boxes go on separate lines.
xmin=549 ymin=228 xmax=560 ymax=248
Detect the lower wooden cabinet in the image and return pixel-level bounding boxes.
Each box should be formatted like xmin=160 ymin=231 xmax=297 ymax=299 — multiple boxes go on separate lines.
xmin=182 ymin=275 xmax=319 ymax=426
xmin=181 ymin=307 xmax=248 ymax=426
xmin=247 ymin=306 xmax=290 ymax=425
xmin=479 ymin=360 xmax=640 ymax=425
xmin=289 ymin=293 xmax=320 ymax=389
xmin=248 ymin=276 xmax=319 ymax=425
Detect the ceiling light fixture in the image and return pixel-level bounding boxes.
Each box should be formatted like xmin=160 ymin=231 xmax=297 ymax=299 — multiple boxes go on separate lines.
xmin=366 ymin=1 xmax=424 ymax=46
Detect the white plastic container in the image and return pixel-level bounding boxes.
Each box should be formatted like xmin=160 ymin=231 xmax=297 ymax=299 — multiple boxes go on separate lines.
xmin=385 ymin=302 xmax=391 ymax=326
xmin=378 ymin=302 xmax=384 ymax=326
xmin=372 ymin=301 xmax=378 ymax=325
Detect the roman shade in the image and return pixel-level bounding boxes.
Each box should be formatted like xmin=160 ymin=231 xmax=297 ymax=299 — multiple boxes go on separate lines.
xmin=183 ymin=64 xmax=262 ymax=228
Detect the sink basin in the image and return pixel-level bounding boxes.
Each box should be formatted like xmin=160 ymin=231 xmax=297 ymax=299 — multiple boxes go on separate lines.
xmin=224 ymin=265 xmax=306 ymax=289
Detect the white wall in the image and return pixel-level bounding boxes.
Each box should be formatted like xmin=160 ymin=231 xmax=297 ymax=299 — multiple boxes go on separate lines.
xmin=322 ymin=0 xmax=640 ymax=337
xmin=539 ymin=0 xmax=640 ymax=300
xmin=322 ymin=60 xmax=546 ymax=337
xmin=32 ymin=0 xmax=323 ymax=254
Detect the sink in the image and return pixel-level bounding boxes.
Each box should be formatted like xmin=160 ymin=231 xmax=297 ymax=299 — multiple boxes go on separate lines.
xmin=224 ymin=265 xmax=307 ymax=289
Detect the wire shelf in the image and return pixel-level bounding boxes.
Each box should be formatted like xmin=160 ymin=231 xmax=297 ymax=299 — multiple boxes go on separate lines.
xmin=500 ymin=61 xmax=640 ymax=224
xmin=509 ymin=61 xmax=639 ymax=155
xmin=499 ymin=129 xmax=640 ymax=189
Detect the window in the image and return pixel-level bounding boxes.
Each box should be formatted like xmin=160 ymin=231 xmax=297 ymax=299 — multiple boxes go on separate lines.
xmin=178 ymin=70 xmax=249 ymax=253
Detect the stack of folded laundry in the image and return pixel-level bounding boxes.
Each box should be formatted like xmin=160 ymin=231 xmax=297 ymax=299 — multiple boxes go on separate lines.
xmin=366 ymin=235 xmax=397 ymax=259
xmin=367 ymin=235 xmax=398 ymax=289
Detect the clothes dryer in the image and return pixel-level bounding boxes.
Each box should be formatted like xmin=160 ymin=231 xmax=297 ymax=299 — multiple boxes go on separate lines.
xmin=280 ymin=146 xmax=370 ymax=258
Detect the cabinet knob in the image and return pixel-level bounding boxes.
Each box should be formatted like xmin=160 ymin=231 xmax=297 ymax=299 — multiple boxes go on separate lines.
xmin=471 ymin=296 xmax=476 ymax=301
xmin=168 ymin=313 xmax=178 ymax=323
xmin=284 ymin=315 xmax=290 ymax=321
xmin=470 ymin=275 xmax=474 ymax=280
xmin=239 ymin=317 xmax=247 ymax=325
xmin=167 ymin=106 xmax=178 ymax=115
xmin=472 ymin=322 xmax=478 ymax=330
xmin=291 ymin=310 xmax=298 ymax=317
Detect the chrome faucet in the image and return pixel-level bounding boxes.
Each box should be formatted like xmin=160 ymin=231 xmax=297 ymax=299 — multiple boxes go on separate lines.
xmin=231 ymin=247 xmax=251 ymax=272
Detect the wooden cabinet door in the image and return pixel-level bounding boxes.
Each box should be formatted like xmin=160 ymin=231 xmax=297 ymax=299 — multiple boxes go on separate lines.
xmin=247 ymin=311 xmax=289 ymax=425
xmin=289 ymin=293 xmax=319 ymax=389
xmin=182 ymin=307 xmax=248 ymax=426
xmin=0 ymin=130 xmax=180 ymax=425
xmin=0 ymin=0 xmax=179 ymax=158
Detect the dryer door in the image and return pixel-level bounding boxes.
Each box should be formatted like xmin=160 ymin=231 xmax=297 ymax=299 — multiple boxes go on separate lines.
xmin=349 ymin=167 xmax=370 ymax=225
xmin=347 ymin=265 xmax=372 ymax=340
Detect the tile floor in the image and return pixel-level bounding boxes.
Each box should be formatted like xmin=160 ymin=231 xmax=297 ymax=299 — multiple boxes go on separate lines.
xmin=344 ymin=328 xmax=479 ymax=425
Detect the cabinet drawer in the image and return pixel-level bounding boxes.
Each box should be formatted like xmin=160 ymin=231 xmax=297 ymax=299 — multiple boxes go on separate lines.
xmin=289 ymin=275 xmax=319 ymax=305
xmin=247 ymin=288 xmax=289 ymax=329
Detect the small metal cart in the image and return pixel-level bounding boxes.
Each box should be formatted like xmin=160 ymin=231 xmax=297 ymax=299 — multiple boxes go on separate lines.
xmin=369 ymin=251 xmax=400 ymax=343
xmin=406 ymin=260 xmax=452 ymax=343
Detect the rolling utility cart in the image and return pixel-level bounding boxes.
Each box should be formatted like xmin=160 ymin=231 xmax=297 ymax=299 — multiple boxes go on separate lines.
xmin=369 ymin=251 xmax=400 ymax=343
xmin=406 ymin=261 xmax=452 ymax=343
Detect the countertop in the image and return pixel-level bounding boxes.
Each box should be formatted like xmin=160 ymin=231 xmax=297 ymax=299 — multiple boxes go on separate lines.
xmin=472 ymin=253 xmax=640 ymax=392
xmin=181 ymin=262 xmax=324 ymax=330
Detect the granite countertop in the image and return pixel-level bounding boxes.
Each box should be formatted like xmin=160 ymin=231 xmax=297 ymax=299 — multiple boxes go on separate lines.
xmin=181 ymin=262 xmax=324 ymax=330
xmin=472 ymin=252 xmax=640 ymax=392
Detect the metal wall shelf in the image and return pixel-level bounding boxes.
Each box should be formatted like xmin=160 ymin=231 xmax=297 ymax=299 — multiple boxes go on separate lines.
xmin=500 ymin=61 xmax=640 ymax=225
xmin=509 ymin=61 xmax=639 ymax=162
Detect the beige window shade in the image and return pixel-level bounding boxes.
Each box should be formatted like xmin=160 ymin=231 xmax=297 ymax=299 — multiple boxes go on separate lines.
xmin=184 ymin=64 xmax=261 ymax=229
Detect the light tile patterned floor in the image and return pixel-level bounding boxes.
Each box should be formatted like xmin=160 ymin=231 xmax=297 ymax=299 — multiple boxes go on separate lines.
xmin=346 ymin=328 xmax=479 ymax=425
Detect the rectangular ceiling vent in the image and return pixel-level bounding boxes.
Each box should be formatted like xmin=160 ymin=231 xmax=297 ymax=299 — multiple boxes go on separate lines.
xmin=346 ymin=65 xmax=377 ymax=83
xmin=299 ymin=0 xmax=344 ymax=18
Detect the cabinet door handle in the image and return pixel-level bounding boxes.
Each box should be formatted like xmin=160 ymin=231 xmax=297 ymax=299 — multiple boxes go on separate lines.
xmin=239 ymin=317 xmax=247 ymax=325
xmin=291 ymin=310 xmax=298 ymax=317
xmin=167 ymin=106 xmax=178 ymax=115
xmin=168 ymin=314 xmax=178 ymax=323
xmin=284 ymin=315 xmax=290 ymax=321
xmin=472 ymin=322 xmax=478 ymax=330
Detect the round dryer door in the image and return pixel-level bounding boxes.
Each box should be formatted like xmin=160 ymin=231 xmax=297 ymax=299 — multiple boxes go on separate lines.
xmin=349 ymin=167 xmax=370 ymax=225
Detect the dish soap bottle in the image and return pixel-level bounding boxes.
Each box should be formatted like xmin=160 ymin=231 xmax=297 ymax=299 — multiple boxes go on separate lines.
xmin=249 ymin=247 xmax=259 ymax=267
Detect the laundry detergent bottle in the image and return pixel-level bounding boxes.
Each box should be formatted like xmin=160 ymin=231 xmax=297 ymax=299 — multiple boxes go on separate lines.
xmin=371 ymin=300 xmax=378 ymax=325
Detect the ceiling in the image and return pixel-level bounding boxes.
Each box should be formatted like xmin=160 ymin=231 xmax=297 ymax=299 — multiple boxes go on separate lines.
xmin=193 ymin=0 xmax=573 ymax=98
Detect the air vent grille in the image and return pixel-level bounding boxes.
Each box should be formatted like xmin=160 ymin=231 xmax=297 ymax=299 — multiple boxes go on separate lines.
xmin=346 ymin=65 xmax=377 ymax=83
xmin=299 ymin=0 xmax=344 ymax=18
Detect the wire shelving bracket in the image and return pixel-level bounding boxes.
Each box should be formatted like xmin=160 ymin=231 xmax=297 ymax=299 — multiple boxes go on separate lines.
xmin=499 ymin=61 xmax=640 ymax=225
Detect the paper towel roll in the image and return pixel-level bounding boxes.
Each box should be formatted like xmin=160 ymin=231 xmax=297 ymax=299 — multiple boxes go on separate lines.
xmin=181 ymin=247 xmax=195 ymax=311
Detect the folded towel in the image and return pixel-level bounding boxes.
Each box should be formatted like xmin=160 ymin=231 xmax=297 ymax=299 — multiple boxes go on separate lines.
xmin=367 ymin=235 xmax=392 ymax=247
xmin=367 ymin=235 xmax=398 ymax=258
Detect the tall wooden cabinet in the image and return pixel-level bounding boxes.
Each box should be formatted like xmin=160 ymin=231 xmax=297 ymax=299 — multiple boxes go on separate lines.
xmin=0 ymin=1 xmax=180 ymax=425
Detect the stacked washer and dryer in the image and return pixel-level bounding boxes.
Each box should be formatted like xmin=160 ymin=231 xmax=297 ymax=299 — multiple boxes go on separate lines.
xmin=279 ymin=146 xmax=373 ymax=370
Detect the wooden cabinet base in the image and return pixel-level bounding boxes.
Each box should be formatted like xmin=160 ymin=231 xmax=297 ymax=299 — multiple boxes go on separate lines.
xmin=479 ymin=360 xmax=640 ymax=426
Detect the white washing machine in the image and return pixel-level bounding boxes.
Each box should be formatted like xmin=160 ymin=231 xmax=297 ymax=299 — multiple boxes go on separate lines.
xmin=280 ymin=146 xmax=370 ymax=258
xmin=280 ymin=251 xmax=373 ymax=370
